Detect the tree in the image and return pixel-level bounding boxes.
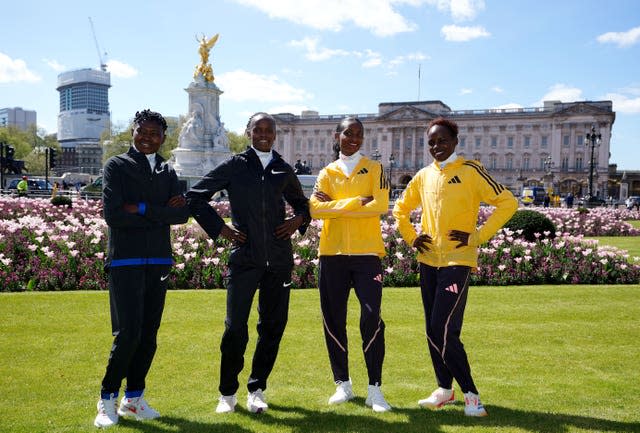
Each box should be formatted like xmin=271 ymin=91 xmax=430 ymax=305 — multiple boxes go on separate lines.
xmin=227 ymin=130 xmax=249 ymax=154
xmin=159 ymin=116 xmax=180 ymax=160
xmin=0 ymin=126 xmax=32 ymax=158
xmin=101 ymin=122 xmax=132 ymax=163
xmin=0 ymin=125 xmax=60 ymax=175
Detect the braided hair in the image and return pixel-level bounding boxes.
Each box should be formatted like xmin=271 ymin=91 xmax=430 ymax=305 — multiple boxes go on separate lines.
xmin=427 ymin=117 xmax=458 ymax=138
xmin=245 ymin=112 xmax=276 ymax=136
xmin=332 ymin=116 xmax=364 ymax=161
xmin=133 ymin=109 xmax=167 ymax=132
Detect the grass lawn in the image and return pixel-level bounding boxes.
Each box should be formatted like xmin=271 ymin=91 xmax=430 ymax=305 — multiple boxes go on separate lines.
xmin=1 ymin=287 xmax=639 ymax=433
xmin=587 ymin=236 xmax=640 ymax=261
xmin=585 ymin=221 xmax=640 ymax=260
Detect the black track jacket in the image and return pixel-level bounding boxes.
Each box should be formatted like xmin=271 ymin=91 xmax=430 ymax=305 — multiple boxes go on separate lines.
xmin=103 ymin=147 xmax=190 ymax=268
xmin=186 ymin=148 xmax=310 ymax=270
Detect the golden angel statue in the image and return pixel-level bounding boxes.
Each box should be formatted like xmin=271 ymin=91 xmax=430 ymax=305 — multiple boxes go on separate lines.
xmin=194 ymin=33 xmax=219 ymax=82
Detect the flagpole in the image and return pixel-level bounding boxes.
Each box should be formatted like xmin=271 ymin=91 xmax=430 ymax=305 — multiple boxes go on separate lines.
xmin=418 ymin=64 xmax=421 ymax=100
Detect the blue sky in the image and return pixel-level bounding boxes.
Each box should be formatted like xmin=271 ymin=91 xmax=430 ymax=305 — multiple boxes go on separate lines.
xmin=1 ymin=0 xmax=639 ymax=169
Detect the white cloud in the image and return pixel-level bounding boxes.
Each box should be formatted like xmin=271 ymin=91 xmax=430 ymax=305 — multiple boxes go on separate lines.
xmin=535 ymin=84 xmax=584 ymax=105
xmin=441 ymin=25 xmax=490 ymax=42
xmin=0 ymin=52 xmax=41 ymax=83
xmin=363 ymin=51 xmax=384 ymax=68
xmin=602 ymin=92 xmax=640 ymax=114
xmin=106 ymin=60 xmax=139 ymax=78
xmin=233 ymin=0 xmax=417 ymax=36
xmin=386 ymin=52 xmax=429 ymax=68
xmin=289 ymin=37 xmax=351 ymax=61
xmin=288 ymin=37 xmax=427 ymax=72
xmin=426 ymin=0 xmax=485 ymax=21
xmin=43 ymin=58 xmax=66 ymax=72
xmin=459 ymin=88 xmax=473 ymax=95
xmin=407 ymin=52 xmax=429 ymax=61
xmin=217 ymin=69 xmax=313 ymax=103
xmin=597 ymin=26 xmax=640 ymax=48
xmin=495 ymin=103 xmax=523 ymax=110
xmin=491 ymin=86 xmax=504 ymax=93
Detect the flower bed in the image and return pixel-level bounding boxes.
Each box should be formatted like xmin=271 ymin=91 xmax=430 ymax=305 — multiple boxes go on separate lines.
xmin=1 ymin=196 xmax=639 ymax=292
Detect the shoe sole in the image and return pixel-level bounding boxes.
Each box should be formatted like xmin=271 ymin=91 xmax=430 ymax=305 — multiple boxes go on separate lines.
xmin=94 ymin=420 xmax=118 ymax=428
xmin=465 ymin=409 xmax=488 ymax=417
xmin=117 ymin=408 xmax=160 ymax=420
xmin=248 ymin=406 xmax=267 ymax=413
xmin=216 ymin=407 xmax=235 ymax=413
xmin=328 ymin=395 xmax=354 ymax=405
xmin=419 ymin=398 xmax=455 ymax=409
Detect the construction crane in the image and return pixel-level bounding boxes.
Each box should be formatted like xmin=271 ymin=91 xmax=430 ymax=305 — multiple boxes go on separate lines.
xmin=88 ymin=17 xmax=108 ymax=72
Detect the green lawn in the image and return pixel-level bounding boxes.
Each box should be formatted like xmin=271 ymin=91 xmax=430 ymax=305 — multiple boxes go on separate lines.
xmin=587 ymin=236 xmax=640 ymax=260
xmin=1 ymin=287 xmax=639 ymax=433
xmin=585 ymin=221 xmax=640 ymax=260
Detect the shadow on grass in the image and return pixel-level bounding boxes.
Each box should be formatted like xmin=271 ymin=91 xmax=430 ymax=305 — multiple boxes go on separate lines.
xmin=120 ymin=416 xmax=253 ymax=433
xmin=119 ymin=401 xmax=640 ymax=433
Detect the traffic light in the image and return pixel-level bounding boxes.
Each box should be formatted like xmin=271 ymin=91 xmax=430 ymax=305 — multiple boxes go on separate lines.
xmin=5 ymin=145 xmax=15 ymax=160
xmin=48 ymin=147 xmax=57 ymax=168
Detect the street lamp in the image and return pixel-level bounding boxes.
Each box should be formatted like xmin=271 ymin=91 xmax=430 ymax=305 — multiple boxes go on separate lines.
xmin=542 ymin=155 xmax=554 ymax=193
xmin=388 ymin=153 xmax=395 ymax=196
xmin=584 ymin=124 xmax=601 ymax=203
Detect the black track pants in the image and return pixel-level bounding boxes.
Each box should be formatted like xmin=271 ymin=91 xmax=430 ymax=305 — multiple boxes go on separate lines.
xmin=100 ymin=265 xmax=170 ymax=394
xmin=419 ymin=264 xmax=478 ymax=394
xmin=319 ymin=255 xmax=386 ymax=386
xmin=218 ymin=265 xmax=292 ymax=396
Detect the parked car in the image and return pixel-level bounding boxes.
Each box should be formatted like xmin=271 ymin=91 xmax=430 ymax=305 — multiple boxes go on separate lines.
xmin=576 ymin=196 xmax=607 ymax=207
xmin=8 ymin=178 xmax=53 ymax=191
xmin=626 ymin=196 xmax=640 ymax=209
xmin=80 ymin=176 xmax=102 ymax=193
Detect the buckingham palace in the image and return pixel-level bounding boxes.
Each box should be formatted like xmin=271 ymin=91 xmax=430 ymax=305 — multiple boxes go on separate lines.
xmin=271 ymin=99 xmax=616 ymax=199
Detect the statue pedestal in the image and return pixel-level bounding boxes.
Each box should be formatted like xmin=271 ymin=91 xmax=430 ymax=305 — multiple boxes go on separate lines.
xmin=173 ymin=76 xmax=231 ymax=177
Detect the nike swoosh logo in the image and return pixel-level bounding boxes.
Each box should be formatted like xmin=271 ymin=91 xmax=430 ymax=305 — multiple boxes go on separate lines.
xmin=271 ymin=169 xmax=287 ymax=175
xmin=283 ymin=281 xmax=292 ymax=288
xmin=154 ymin=168 xmax=164 ymax=174
xmin=160 ymin=274 xmax=170 ymax=281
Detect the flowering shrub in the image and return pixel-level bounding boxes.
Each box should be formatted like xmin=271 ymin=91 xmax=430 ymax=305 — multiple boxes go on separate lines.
xmin=0 ymin=196 xmax=107 ymax=292
xmin=479 ymin=206 xmax=640 ymax=237
xmin=1 ymin=196 xmax=639 ymax=292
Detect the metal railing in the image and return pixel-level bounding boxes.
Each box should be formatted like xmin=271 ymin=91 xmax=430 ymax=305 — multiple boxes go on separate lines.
xmin=0 ymin=189 xmax=102 ymax=200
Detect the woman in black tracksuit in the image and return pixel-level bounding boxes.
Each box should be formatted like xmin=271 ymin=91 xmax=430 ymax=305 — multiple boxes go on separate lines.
xmin=186 ymin=112 xmax=310 ymax=414
xmin=95 ymin=109 xmax=190 ymax=428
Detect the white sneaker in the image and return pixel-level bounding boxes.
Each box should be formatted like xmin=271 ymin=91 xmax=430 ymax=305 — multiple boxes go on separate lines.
xmin=117 ymin=393 xmax=160 ymax=420
xmin=419 ymin=387 xmax=455 ymax=409
xmin=216 ymin=395 xmax=237 ymax=413
xmin=328 ymin=380 xmax=354 ymax=405
xmin=94 ymin=393 xmax=118 ymax=428
xmin=365 ymin=384 xmax=391 ymax=412
xmin=247 ymin=389 xmax=268 ymax=413
xmin=464 ymin=391 xmax=488 ymax=417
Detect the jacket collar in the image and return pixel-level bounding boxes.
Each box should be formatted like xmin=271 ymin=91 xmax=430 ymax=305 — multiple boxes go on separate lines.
xmin=245 ymin=147 xmax=282 ymax=168
xmin=326 ymin=155 xmax=369 ymax=177
xmin=127 ymin=146 xmax=165 ymax=170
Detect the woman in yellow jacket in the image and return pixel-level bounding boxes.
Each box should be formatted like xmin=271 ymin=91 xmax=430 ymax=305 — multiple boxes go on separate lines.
xmin=393 ymin=117 xmax=517 ymax=417
xmin=310 ymin=117 xmax=391 ymax=412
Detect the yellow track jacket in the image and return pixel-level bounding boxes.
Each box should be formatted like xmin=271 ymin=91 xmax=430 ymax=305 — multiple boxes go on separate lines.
xmin=393 ymin=157 xmax=517 ymax=268
xmin=310 ymin=157 xmax=389 ymax=257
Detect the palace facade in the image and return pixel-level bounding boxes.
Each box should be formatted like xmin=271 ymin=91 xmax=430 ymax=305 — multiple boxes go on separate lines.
xmin=272 ymin=99 xmax=616 ymax=198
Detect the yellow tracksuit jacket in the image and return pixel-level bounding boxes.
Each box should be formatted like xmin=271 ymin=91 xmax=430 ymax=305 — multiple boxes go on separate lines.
xmin=393 ymin=157 xmax=518 ymax=268
xmin=310 ymin=157 xmax=389 ymax=257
